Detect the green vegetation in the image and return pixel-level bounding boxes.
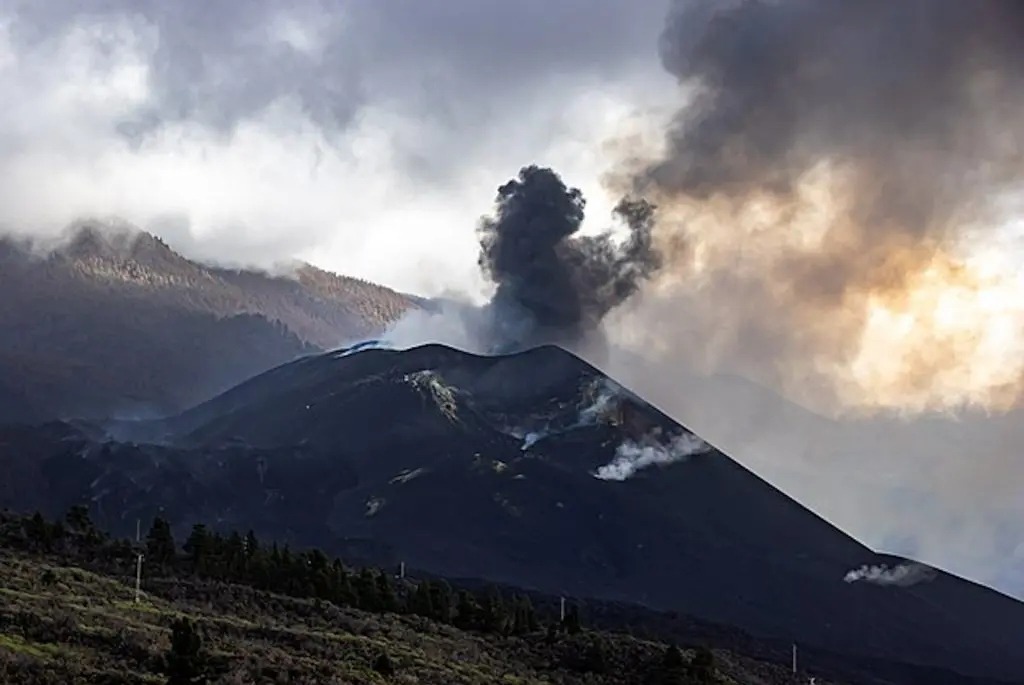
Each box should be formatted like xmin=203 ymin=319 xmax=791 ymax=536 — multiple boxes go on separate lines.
xmin=0 ymin=509 xmax=829 ymax=684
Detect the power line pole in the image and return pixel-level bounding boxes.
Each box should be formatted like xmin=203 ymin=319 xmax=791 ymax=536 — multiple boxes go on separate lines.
xmin=792 ymin=643 xmax=798 ymax=675
xmin=559 ymin=596 xmax=566 ymax=623
xmin=134 ymin=519 xmax=143 ymax=604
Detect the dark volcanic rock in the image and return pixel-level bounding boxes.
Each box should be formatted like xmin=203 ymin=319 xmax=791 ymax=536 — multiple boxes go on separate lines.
xmin=2 ymin=343 xmax=1023 ymax=682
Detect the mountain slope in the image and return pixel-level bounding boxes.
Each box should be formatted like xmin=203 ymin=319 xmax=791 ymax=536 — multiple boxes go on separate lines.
xmin=0 ymin=511 xmax=861 ymax=685
xmin=2 ymin=342 xmax=1023 ymax=681
xmin=0 ymin=224 xmax=417 ymax=421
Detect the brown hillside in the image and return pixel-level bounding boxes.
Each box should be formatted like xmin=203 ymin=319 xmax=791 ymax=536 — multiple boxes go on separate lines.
xmin=0 ymin=223 xmax=418 ymax=421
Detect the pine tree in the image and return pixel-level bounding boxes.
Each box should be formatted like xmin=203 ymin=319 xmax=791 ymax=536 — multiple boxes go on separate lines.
xmin=224 ymin=532 xmax=246 ymax=578
xmin=146 ymin=517 xmax=177 ymax=567
xmin=243 ymin=530 xmax=259 ymax=560
xmin=480 ymin=586 xmax=506 ymax=634
xmin=662 ymin=644 xmax=684 ymax=670
xmin=376 ymin=570 xmax=401 ymax=613
xmin=164 ymin=617 xmax=206 ymax=684
xmin=182 ymin=524 xmax=211 ymax=575
xmin=563 ymin=601 xmax=582 ymax=635
xmin=584 ymin=636 xmax=608 ymax=674
xmin=454 ymin=589 xmax=479 ymax=630
xmin=655 ymin=644 xmax=687 ymax=685
xmin=409 ymin=581 xmax=435 ymax=619
xmin=354 ymin=567 xmax=381 ymax=611
xmin=511 ymin=595 xmax=537 ymax=635
xmin=24 ymin=512 xmax=51 ymax=550
xmin=372 ymin=650 xmax=395 ymax=677
xmin=428 ymin=579 xmax=453 ymax=623
xmin=65 ymin=505 xmax=92 ymax=533
xmin=688 ymin=646 xmax=716 ymax=684
xmin=331 ymin=560 xmax=358 ymax=607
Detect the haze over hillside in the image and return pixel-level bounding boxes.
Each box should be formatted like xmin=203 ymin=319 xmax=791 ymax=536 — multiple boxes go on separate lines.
xmin=0 ymin=223 xmax=416 ymax=421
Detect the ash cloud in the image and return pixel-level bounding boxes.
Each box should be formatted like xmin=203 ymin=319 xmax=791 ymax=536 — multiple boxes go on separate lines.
xmin=477 ymin=165 xmax=659 ymax=352
xmin=611 ymin=0 xmax=1024 ymax=415
xmin=597 ymin=0 xmax=1024 ymax=597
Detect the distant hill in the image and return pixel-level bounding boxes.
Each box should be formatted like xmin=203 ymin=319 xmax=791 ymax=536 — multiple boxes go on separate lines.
xmin=0 ymin=223 xmax=418 ymax=421
xmin=2 ymin=342 xmax=1023 ymax=681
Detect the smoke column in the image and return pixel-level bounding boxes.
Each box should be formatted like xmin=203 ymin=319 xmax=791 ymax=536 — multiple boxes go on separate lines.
xmin=477 ymin=165 xmax=659 ymax=352
xmin=609 ymin=0 xmax=1024 ymax=415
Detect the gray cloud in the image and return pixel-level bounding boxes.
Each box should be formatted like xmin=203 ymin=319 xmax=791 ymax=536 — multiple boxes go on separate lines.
xmin=0 ymin=0 xmax=670 ymax=270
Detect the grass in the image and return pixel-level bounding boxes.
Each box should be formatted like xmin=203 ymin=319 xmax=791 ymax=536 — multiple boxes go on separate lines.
xmin=0 ymin=551 xmax=839 ymax=685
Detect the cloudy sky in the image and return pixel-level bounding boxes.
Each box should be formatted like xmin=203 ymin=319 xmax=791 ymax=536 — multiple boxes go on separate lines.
xmin=2 ymin=0 xmax=1024 ymax=599
xmin=0 ymin=0 xmax=675 ymax=294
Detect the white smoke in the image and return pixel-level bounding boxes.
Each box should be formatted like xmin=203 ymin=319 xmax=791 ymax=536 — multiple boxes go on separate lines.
xmin=843 ymin=563 xmax=938 ymax=588
xmin=380 ymin=297 xmax=490 ymax=353
xmin=518 ymin=378 xmax=624 ymax=450
xmin=595 ymin=432 xmax=711 ymax=481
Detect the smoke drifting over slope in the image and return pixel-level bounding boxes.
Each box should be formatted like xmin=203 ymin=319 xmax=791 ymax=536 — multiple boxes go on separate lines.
xmin=611 ymin=0 xmax=1024 ymax=415
xmin=477 ymin=165 xmax=659 ymax=351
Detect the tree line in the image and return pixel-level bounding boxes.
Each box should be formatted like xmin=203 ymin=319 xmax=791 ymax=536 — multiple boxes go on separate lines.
xmin=4 ymin=506 xmax=720 ymax=684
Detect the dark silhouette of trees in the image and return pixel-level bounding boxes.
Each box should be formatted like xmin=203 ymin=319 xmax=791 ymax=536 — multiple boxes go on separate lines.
xmin=7 ymin=509 xmax=553 ymax=641
xmin=0 ymin=508 xmax=742 ymax=685
xmin=688 ymin=645 xmax=716 ymax=684
xmin=65 ymin=505 xmax=92 ymax=532
xmin=146 ymin=517 xmax=176 ymax=566
xmin=372 ymin=650 xmax=395 ymax=677
xmin=164 ymin=617 xmax=207 ymax=685
xmin=651 ymin=644 xmax=688 ymax=685
xmin=454 ymin=590 xmax=480 ymax=630
xmin=182 ymin=524 xmax=212 ymax=574
xmin=563 ymin=600 xmax=583 ymax=635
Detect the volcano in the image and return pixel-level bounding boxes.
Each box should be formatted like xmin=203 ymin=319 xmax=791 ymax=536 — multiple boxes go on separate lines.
xmin=2 ymin=342 xmax=1023 ymax=681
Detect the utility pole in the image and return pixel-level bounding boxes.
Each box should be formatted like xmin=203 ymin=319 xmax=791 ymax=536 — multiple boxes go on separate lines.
xmin=559 ymin=596 xmax=566 ymax=623
xmin=792 ymin=643 xmax=798 ymax=675
xmin=399 ymin=561 xmax=405 ymax=579
xmin=134 ymin=518 xmax=143 ymax=604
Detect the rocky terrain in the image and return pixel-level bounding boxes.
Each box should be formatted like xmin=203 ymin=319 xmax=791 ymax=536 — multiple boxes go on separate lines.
xmin=0 ymin=223 xmax=417 ymax=422
xmin=1 ymin=341 xmax=1022 ymax=682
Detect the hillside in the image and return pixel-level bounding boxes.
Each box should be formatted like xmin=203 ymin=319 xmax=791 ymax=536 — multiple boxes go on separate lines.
xmin=0 ymin=508 xmax=977 ymax=685
xmin=3 ymin=342 xmax=1024 ymax=681
xmin=0 ymin=224 xmax=417 ymax=421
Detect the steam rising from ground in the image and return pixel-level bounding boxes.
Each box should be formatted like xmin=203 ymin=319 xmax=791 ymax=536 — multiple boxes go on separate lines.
xmin=595 ymin=432 xmax=710 ymax=481
xmin=517 ymin=378 xmax=624 ymax=451
xmin=844 ymin=563 xmax=938 ymax=588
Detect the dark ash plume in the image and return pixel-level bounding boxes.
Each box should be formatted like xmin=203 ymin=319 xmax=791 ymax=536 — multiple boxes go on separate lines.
xmin=478 ymin=165 xmax=658 ymax=352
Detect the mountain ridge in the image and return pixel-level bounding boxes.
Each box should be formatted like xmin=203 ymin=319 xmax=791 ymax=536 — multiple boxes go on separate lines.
xmin=0 ymin=222 xmax=419 ymax=422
